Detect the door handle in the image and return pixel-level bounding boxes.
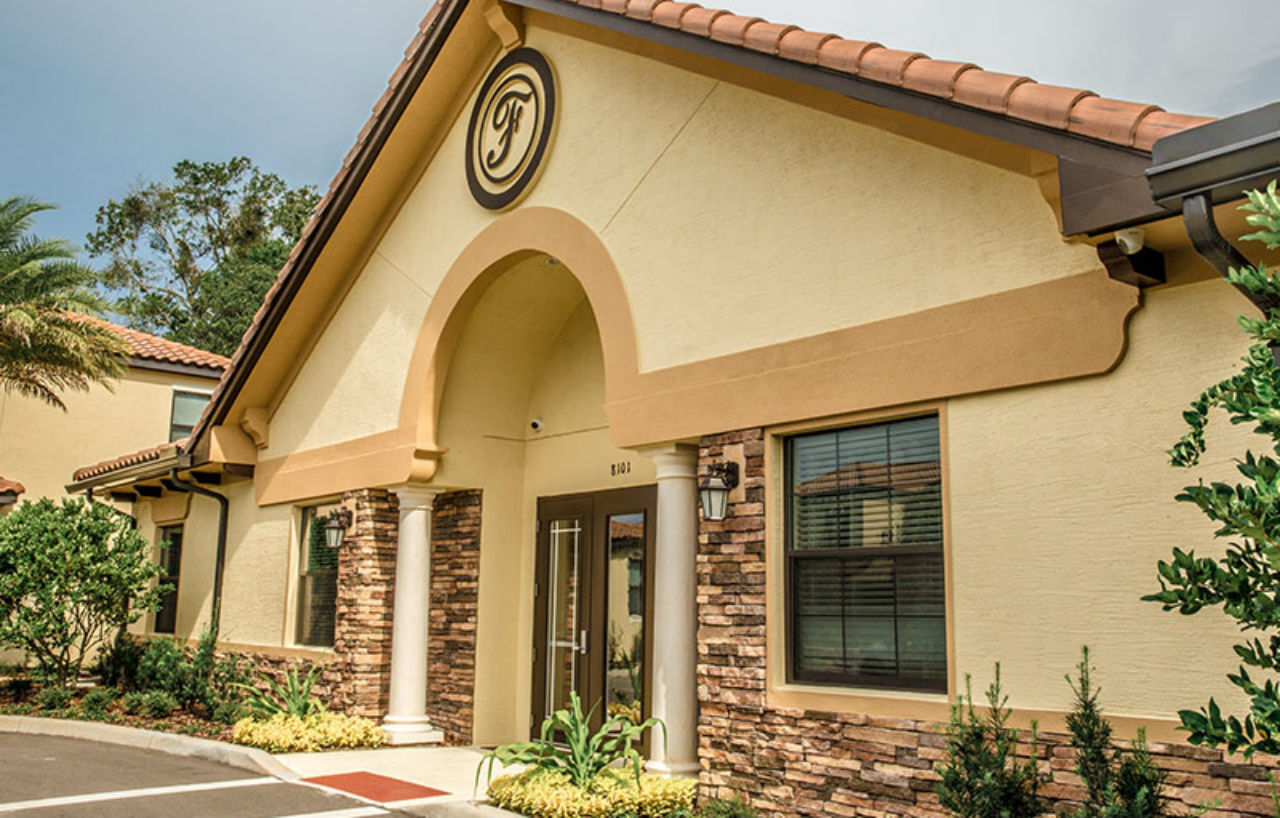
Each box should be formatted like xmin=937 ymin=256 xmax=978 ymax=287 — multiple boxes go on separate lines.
xmin=578 ymin=629 xmax=588 ymax=655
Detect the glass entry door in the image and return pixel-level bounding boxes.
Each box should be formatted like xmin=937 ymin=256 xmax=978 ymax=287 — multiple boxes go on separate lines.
xmin=531 ymin=486 xmax=656 ymax=736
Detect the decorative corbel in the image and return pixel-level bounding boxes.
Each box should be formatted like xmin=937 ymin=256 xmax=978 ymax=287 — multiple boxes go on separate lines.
xmin=239 ymin=406 xmax=270 ymax=450
xmin=484 ymin=0 xmax=524 ymax=50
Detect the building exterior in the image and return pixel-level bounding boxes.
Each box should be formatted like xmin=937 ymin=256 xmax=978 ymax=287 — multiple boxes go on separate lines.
xmin=69 ymin=1 xmax=1280 ymax=815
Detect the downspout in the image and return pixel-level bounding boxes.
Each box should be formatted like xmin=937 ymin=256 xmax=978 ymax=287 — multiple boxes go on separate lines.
xmin=167 ymin=469 xmax=229 ymax=637
xmin=1181 ymin=193 xmax=1280 ymax=315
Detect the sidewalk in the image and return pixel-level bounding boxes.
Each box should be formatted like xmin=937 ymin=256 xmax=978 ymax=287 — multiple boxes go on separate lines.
xmin=276 ymin=745 xmax=521 ymax=817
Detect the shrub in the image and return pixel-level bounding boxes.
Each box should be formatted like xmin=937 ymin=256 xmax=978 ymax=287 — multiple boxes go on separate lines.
xmin=136 ymin=638 xmax=190 ymax=699
xmin=5 ymin=677 xmax=33 ymax=702
xmin=479 ymin=691 xmax=665 ymax=791
xmin=236 ymin=663 xmax=325 ymax=718
xmin=121 ymin=691 xmax=148 ymax=715
xmin=34 ymin=685 xmax=74 ymax=712
xmin=232 ymin=711 xmax=385 ymax=753
xmin=141 ymin=690 xmax=179 ymax=719
xmin=93 ymin=633 xmax=145 ymax=692
xmin=213 ymin=699 xmax=249 ymax=725
xmin=0 ymin=498 xmax=165 ymax=686
xmin=935 ymin=665 xmax=1045 ymax=818
xmin=80 ymin=686 xmax=117 ymax=719
xmin=1066 ymin=648 xmax=1168 ymax=818
xmin=487 ymin=768 xmax=696 ymax=818
xmin=700 ymin=795 xmax=759 ymax=818
xmin=1146 ymin=181 xmax=1280 ymax=757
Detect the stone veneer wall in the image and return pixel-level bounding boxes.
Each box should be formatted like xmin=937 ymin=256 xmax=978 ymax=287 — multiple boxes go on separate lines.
xmin=427 ymin=489 xmax=482 ymax=746
xmin=696 ymin=428 xmax=1280 ymax=818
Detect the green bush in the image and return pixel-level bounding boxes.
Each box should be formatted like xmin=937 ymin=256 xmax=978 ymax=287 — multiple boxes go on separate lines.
xmin=141 ymin=690 xmax=178 ymax=719
xmin=121 ymin=691 xmax=148 ymax=716
xmin=935 ymin=665 xmax=1045 ymax=818
xmin=136 ymin=638 xmax=190 ymax=699
xmin=5 ymin=677 xmax=33 ymax=702
xmin=0 ymin=498 xmax=165 ymax=686
xmin=232 ymin=711 xmax=385 ymax=752
xmin=700 ymin=795 xmax=758 ymax=818
xmin=34 ymin=685 xmax=74 ymax=712
xmin=212 ymin=698 xmax=249 ymax=725
xmin=93 ymin=633 xmax=145 ymax=692
xmin=488 ymin=768 xmax=696 ymax=818
xmin=80 ymin=686 xmax=117 ymax=719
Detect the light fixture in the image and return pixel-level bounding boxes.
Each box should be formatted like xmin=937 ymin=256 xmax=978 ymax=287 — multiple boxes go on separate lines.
xmin=323 ymin=507 xmax=353 ymax=549
xmin=699 ymin=461 xmax=740 ymax=522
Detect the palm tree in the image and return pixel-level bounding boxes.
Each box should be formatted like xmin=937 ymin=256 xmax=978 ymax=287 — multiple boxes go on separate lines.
xmin=0 ymin=197 xmax=127 ymax=409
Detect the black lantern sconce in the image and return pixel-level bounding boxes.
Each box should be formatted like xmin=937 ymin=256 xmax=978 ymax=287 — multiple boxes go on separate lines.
xmin=699 ymin=461 xmax=740 ymax=522
xmin=323 ymin=507 xmax=354 ymax=549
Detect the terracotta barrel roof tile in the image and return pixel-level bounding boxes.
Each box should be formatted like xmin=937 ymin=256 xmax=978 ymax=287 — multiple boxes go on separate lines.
xmin=951 ymin=69 xmax=1032 ymax=114
xmin=79 ymin=316 xmax=228 ymax=371
xmin=678 ymin=7 xmax=728 ymax=36
xmin=0 ymin=478 xmax=25 ymax=495
xmin=1007 ymin=82 xmax=1097 ymax=129
xmin=814 ymin=38 xmax=881 ymax=73
xmin=1133 ymin=111 xmax=1216 ymax=152
xmin=651 ymin=2 xmax=699 ymax=28
xmin=902 ymin=59 xmax=979 ymax=99
xmin=624 ymin=0 xmax=664 ymax=20
xmin=73 ymin=439 xmax=187 ymax=483
xmin=601 ymin=0 xmax=629 ymax=13
xmin=743 ymin=21 xmax=798 ymax=55
xmin=858 ymin=47 xmax=927 ymax=85
xmin=1068 ymin=96 xmax=1163 ymax=147
xmin=708 ymin=13 xmax=763 ymax=45
xmin=777 ymin=29 xmax=837 ymax=64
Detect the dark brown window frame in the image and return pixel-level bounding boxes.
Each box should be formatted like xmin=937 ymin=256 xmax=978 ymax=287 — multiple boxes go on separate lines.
xmin=783 ymin=415 xmax=947 ymax=693
xmin=153 ymin=525 xmax=183 ymax=635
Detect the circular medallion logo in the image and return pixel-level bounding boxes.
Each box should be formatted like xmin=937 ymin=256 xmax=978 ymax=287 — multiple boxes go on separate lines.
xmin=466 ymin=48 xmax=557 ymax=211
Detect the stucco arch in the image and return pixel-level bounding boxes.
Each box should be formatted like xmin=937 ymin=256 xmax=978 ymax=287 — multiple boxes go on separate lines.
xmin=398 ymin=207 xmax=641 ymax=477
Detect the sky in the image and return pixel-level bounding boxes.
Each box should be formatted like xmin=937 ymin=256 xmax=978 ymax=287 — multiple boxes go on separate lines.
xmin=3 ymin=0 xmax=1278 ymax=257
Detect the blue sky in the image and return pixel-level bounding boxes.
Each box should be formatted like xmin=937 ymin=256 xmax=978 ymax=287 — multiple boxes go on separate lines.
xmin=4 ymin=0 xmax=1278 ymax=257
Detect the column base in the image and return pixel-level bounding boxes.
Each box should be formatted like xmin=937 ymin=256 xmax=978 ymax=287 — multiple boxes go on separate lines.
xmin=645 ymin=759 xmax=700 ymax=778
xmin=382 ymin=715 xmax=444 ymax=746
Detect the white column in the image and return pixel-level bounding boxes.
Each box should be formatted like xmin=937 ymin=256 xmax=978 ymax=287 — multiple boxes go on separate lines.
xmin=643 ymin=443 xmax=701 ymax=777
xmin=383 ymin=485 xmax=444 ymax=745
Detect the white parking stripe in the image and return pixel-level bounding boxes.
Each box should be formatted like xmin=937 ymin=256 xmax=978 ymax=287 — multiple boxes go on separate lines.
xmin=0 ymin=775 xmax=276 ymax=813
xmin=271 ymin=808 xmax=388 ymax=818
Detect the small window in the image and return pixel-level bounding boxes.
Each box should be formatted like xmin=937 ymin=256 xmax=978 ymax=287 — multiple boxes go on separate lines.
xmin=627 ymin=557 xmax=643 ymax=618
xmin=154 ymin=525 xmax=183 ymax=634
xmin=170 ymin=390 xmax=210 ymax=442
xmin=295 ymin=503 xmax=340 ymax=647
xmin=785 ymin=415 xmax=946 ymax=692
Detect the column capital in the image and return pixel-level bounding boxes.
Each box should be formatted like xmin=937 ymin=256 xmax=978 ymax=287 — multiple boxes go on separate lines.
xmin=392 ymin=484 xmax=442 ymax=511
xmin=638 ymin=443 xmax=699 ymax=481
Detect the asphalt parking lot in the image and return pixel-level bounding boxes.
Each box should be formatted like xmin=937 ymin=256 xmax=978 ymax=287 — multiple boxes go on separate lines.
xmin=0 ymin=734 xmax=411 ymax=818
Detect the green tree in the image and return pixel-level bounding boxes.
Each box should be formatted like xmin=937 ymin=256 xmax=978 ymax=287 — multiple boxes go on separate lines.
xmin=0 ymin=498 xmax=166 ymax=686
xmin=1146 ymin=181 xmax=1280 ymax=757
xmin=86 ymin=157 xmax=319 ymax=357
xmin=935 ymin=665 xmax=1045 ymax=818
xmin=0 ymin=197 xmax=127 ymax=409
xmin=1065 ymin=647 xmax=1167 ymax=818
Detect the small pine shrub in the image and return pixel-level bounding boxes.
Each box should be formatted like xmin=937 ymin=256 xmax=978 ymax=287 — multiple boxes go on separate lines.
xmin=34 ymin=685 xmax=74 ymax=712
xmin=232 ymin=711 xmax=386 ymax=753
xmin=93 ymin=633 xmax=145 ymax=692
xmin=935 ymin=665 xmax=1045 ymax=818
xmin=80 ymin=686 xmax=117 ymax=719
xmin=212 ymin=699 xmax=249 ymax=725
xmin=141 ymin=690 xmax=179 ymax=719
xmin=701 ymin=795 xmax=759 ymax=818
xmin=121 ymin=691 xmax=148 ymax=715
xmin=136 ymin=638 xmax=190 ymax=699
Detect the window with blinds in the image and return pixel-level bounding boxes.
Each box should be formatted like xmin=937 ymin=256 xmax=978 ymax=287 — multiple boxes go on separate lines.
xmin=295 ymin=504 xmax=340 ymax=647
xmin=785 ymin=415 xmax=946 ymax=691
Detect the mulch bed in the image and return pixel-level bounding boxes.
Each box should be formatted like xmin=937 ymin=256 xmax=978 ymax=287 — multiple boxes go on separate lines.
xmin=0 ymin=684 xmax=235 ymax=742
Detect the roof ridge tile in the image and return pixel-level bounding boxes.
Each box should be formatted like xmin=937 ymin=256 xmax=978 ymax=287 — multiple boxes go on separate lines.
xmin=708 ymin=13 xmax=763 ymax=46
xmin=652 ymin=2 xmax=700 ymax=29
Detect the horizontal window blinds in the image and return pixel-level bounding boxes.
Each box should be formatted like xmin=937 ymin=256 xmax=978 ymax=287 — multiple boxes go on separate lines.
xmin=786 ymin=415 xmax=945 ymax=690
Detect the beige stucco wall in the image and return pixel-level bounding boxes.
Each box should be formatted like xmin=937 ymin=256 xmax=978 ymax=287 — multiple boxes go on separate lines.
xmin=0 ymin=367 xmax=217 ymax=503
xmin=947 ymin=271 xmax=1254 ymax=722
xmin=264 ymin=22 xmax=1090 ymax=458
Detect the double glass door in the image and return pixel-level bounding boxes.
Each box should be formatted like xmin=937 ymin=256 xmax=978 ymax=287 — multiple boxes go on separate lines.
xmin=531 ymin=486 xmax=655 ymax=735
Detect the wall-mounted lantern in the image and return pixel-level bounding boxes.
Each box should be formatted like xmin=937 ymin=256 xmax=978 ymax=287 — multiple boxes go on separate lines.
xmin=699 ymin=461 xmax=740 ymax=522
xmin=323 ymin=507 xmax=354 ymax=549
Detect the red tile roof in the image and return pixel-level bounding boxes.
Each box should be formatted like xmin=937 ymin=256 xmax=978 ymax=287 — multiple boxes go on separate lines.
xmin=72 ymin=439 xmax=186 ymax=483
xmin=187 ymin=0 xmax=1219 ymax=472
xmin=80 ymin=315 xmax=229 ymax=373
xmin=0 ymin=478 xmax=25 ymax=496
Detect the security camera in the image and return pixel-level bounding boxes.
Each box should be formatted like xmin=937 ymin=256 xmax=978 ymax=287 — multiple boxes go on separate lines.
xmin=1115 ymin=228 xmax=1145 ymax=255
xmin=530 ymin=418 xmax=544 ymax=432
